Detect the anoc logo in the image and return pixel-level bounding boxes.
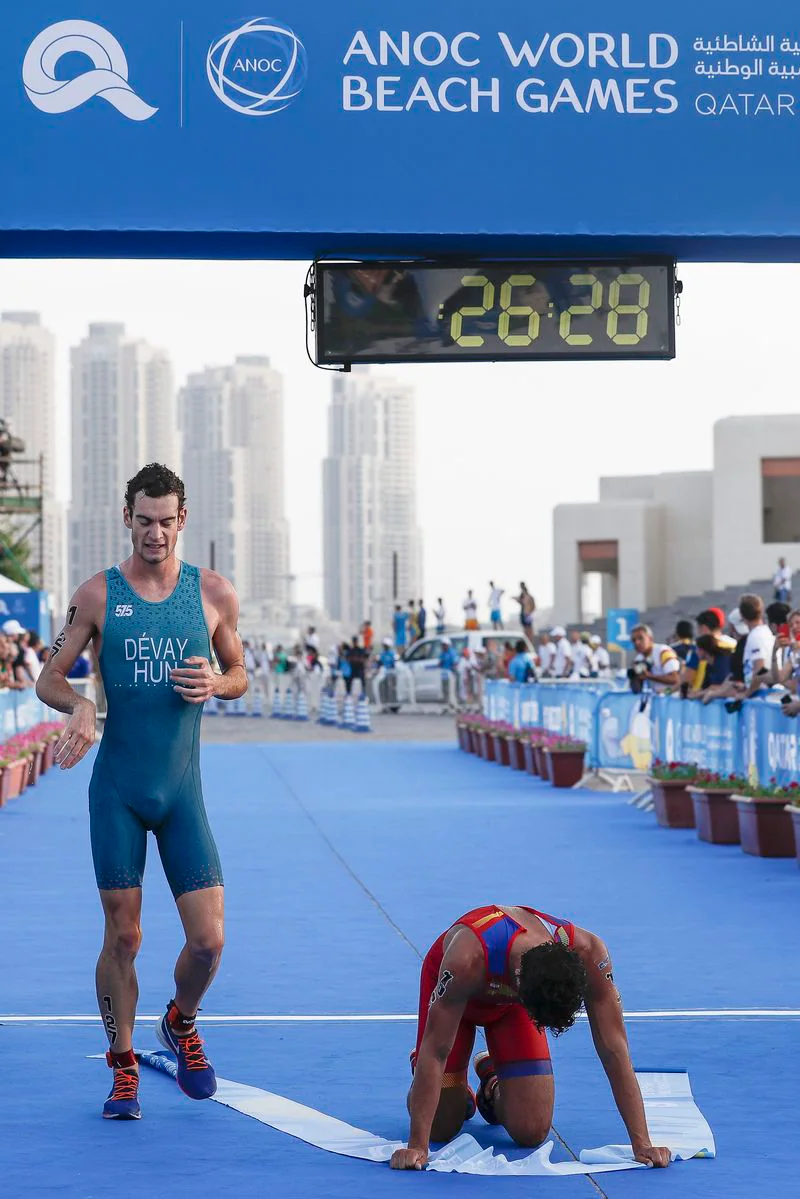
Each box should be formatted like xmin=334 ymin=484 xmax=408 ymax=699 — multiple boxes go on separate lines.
xmin=207 ymin=17 xmax=307 ymax=116
xmin=22 ymin=19 xmax=158 ymax=120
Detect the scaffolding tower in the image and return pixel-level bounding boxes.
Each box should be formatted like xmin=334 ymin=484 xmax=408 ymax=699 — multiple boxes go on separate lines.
xmin=0 ymin=454 xmax=44 ymax=589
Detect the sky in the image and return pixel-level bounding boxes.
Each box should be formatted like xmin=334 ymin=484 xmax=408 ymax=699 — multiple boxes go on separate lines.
xmin=1 ymin=259 xmax=798 ymax=621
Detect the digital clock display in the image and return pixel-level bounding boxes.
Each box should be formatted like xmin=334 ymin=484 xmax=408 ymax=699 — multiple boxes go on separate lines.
xmin=316 ymin=260 xmax=675 ymax=364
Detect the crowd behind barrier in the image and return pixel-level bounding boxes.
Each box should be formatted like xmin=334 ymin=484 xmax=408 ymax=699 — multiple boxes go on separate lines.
xmin=483 ymin=680 xmax=800 ymax=789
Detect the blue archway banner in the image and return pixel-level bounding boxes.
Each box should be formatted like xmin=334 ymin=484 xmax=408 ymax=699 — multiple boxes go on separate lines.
xmin=3 ymin=3 xmax=800 ymax=258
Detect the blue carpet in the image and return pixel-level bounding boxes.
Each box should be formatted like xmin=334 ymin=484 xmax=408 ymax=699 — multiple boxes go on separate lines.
xmin=1 ymin=741 xmax=797 ymax=1196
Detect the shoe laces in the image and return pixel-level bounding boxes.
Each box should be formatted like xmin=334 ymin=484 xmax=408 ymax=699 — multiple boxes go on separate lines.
xmin=110 ymin=1068 xmax=139 ymax=1101
xmin=178 ymin=1026 xmax=210 ymax=1071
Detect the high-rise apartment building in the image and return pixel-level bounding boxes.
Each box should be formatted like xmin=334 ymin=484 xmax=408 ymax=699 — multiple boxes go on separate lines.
xmin=69 ymin=323 xmax=178 ymax=591
xmin=179 ymin=357 xmax=290 ymax=611
xmin=0 ymin=311 xmax=66 ymax=610
xmin=323 ymin=368 xmax=422 ymax=632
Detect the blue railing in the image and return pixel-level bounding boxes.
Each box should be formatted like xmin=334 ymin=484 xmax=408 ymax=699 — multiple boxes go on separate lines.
xmin=483 ymin=680 xmax=798 ymax=788
xmin=0 ymin=690 xmax=51 ymax=741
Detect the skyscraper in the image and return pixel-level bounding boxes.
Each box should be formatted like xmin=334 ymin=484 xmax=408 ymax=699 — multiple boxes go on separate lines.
xmin=0 ymin=311 xmax=66 ymax=610
xmin=69 ymin=323 xmax=177 ymax=591
xmin=179 ymin=357 xmax=290 ymax=611
xmin=323 ymin=368 xmax=422 ymax=633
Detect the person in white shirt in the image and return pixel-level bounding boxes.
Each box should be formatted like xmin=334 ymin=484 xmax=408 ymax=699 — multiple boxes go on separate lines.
xmin=434 ymin=598 xmax=446 ymax=635
xmin=537 ymin=632 xmax=556 ymax=677
xmin=589 ymin=635 xmax=611 ymax=678
xmin=306 ymin=626 xmax=321 ymax=652
xmin=551 ymin=627 xmax=573 ymax=677
xmin=488 ymin=581 xmax=505 ymax=631
xmin=738 ymin=594 xmax=775 ymax=695
xmin=567 ymin=630 xmax=589 ymax=678
xmin=463 ymin=590 xmax=479 ymax=631
xmin=773 ymin=558 xmax=792 ymax=604
xmin=629 ymin=626 xmax=681 ymax=694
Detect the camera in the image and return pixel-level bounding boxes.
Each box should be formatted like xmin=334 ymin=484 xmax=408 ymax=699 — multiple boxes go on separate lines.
xmin=724 ymin=699 xmax=743 ymax=714
xmin=627 ymin=656 xmax=652 ymax=695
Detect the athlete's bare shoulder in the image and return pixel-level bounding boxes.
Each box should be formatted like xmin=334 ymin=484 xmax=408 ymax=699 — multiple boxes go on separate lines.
xmin=70 ymin=572 xmax=108 ymax=626
xmin=198 ymin=567 xmax=239 ymax=608
xmin=441 ymin=922 xmax=488 ymax=980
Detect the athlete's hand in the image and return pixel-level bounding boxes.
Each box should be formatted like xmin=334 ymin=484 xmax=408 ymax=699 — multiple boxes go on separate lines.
xmin=54 ymin=696 xmax=96 ymax=769
xmin=170 ymin=657 xmax=216 ymax=704
xmin=390 ymin=1147 xmax=429 ymax=1170
xmin=633 ymin=1143 xmax=671 ymax=1168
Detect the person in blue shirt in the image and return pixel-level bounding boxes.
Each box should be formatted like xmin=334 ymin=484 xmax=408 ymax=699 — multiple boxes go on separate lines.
xmin=439 ymin=638 xmax=457 ymax=673
xmin=508 ymin=640 xmax=536 ymax=683
xmin=393 ymin=604 xmax=409 ymax=651
xmin=378 ymin=640 xmax=397 ymax=671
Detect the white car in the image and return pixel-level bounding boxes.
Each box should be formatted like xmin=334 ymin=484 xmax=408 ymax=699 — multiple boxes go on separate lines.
xmin=394 ymin=631 xmax=535 ymax=703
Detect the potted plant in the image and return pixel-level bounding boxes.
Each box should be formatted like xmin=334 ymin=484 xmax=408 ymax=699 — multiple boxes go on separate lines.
xmin=491 ymin=722 xmax=514 ymax=767
xmin=522 ymin=729 xmax=541 ymax=776
xmin=785 ymin=792 xmax=800 ymax=868
xmin=648 ymin=760 xmax=698 ymax=829
xmin=42 ymin=725 xmax=63 ymax=772
xmin=531 ymin=730 xmax=553 ymax=779
xmin=504 ymin=725 xmax=526 ymax=771
xmin=544 ymin=735 xmax=588 ymax=789
xmin=475 ymin=716 xmax=496 ymax=763
xmin=27 ymin=740 xmax=46 ymax=786
xmin=686 ymin=771 xmax=745 ymax=845
xmin=1 ymin=753 xmax=29 ymax=801
xmin=732 ymin=779 xmax=798 ymax=858
xmin=455 ymin=715 xmax=471 ymax=752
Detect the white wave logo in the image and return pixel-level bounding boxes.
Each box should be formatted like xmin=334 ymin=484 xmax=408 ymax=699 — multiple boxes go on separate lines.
xmin=22 ymin=20 xmax=158 ymax=120
xmin=207 ymin=18 xmax=307 ymax=116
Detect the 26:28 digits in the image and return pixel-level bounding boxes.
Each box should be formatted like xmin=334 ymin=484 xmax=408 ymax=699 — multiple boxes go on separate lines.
xmin=443 ymin=272 xmax=651 ymax=349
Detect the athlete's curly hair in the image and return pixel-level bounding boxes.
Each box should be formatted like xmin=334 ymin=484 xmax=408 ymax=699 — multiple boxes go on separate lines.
xmin=125 ymin=463 xmax=186 ymax=513
xmin=518 ymin=942 xmax=589 ymax=1037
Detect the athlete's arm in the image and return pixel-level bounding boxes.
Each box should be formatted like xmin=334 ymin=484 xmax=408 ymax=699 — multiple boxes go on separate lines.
xmin=35 ymin=579 xmax=103 ymax=769
xmin=392 ymin=938 xmax=482 ymax=1171
xmin=170 ymin=572 xmax=247 ymax=704
xmin=581 ymin=934 xmax=670 ymax=1169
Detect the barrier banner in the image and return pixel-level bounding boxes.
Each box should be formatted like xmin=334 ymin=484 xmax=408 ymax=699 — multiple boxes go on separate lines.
xmin=745 ymin=698 xmax=800 ymax=790
xmin=650 ymin=695 xmax=738 ymax=776
xmin=0 ymin=690 xmax=49 ymax=739
xmin=4 ymin=2 xmax=800 ymax=257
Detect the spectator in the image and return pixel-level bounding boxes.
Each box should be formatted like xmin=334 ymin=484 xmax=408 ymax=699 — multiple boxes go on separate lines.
xmin=514 ymin=582 xmax=536 ymax=634
xmin=773 ymin=557 xmax=793 ymax=603
xmin=774 ymin=609 xmax=800 ymax=716
xmin=508 ymin=639 xmax=536 ymax=683
xmin=439 ymin=636 xmax=457 ymax=708
xmin=567 ymin=629 xmax=589 ymax=679
xmin=488 ymin=581 xmax=505 ymax=631
xmin=433 ymin=598 xmax=446 ymax=635
xmin=455 ymin=645 xmax=480 ymax=706
xmin=551 ymin=627 xmax=573 ymax=678
xmin=338 ymin=641 xmax=354 ymax=693
xmin=502 ymin=640 xmax=515 ymax=676
xmin=681 ymin=609 xmax=737 ymax=696
xmin=361 ymin=619 xmax=374 ymax=652
xmin=739 ymin=593 xmax=775 ymax=696
xmin=348 ymin=637 xmax=367 ymax=698
xmin=305 ymin=646 xmax=325 ymax=715
xmin=417 ymin=600 xmax=427 ymax=639
xmin=393 ymin=604 xmax=408 ymax=652
xmin=407 ymin=600 xmax=419 ymax=644
xmin=588 ymin=635 xmax=611 ymax=678
xmin=701 ymin=608 xmax=749 ymax=705
xmin=463 ymin=589 xmax=479 ymax=631
xmin=243 ymin=639 xmax=257 ymax=689
xmin=306 ymin=626 xmax=320 ymax=652
xmin=0 ymin=633 xmax=24 ymax=690
xmin=628 ymin=625 xmax=680 ymax=694
xmin=375 ymin=637 xmax=398 ymax=710
xmin=537 ymin=631 xmax=556 ymax=677
xmin=23 ymin=631 xmax=44 ymax=682
xmin=479 ymin=637 xmax=504 ymax=682
xmin=672 ymin=620 xmax=695 ymax=663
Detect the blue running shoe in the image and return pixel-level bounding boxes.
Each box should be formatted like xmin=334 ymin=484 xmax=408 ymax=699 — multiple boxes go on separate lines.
xmin=102 ymin=1052 xmax=141 ymax=1120
xmin=156 ymin=1002 xmax=217 ymax=1099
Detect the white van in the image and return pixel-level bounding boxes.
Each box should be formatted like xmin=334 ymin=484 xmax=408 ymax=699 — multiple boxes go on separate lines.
xmin=394 ymin=630 xmax=535 ymax=703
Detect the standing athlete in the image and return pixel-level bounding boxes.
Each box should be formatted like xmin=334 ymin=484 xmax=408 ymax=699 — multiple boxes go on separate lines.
xmin=36 ymin=464 xmax=247 ymax=1121
xmin=392 ymin=904 xmax=670 ymax=1170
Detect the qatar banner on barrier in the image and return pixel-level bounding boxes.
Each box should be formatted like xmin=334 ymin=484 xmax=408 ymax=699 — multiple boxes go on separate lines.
xmin=2 ymin=1 xmax=800 ymax=258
